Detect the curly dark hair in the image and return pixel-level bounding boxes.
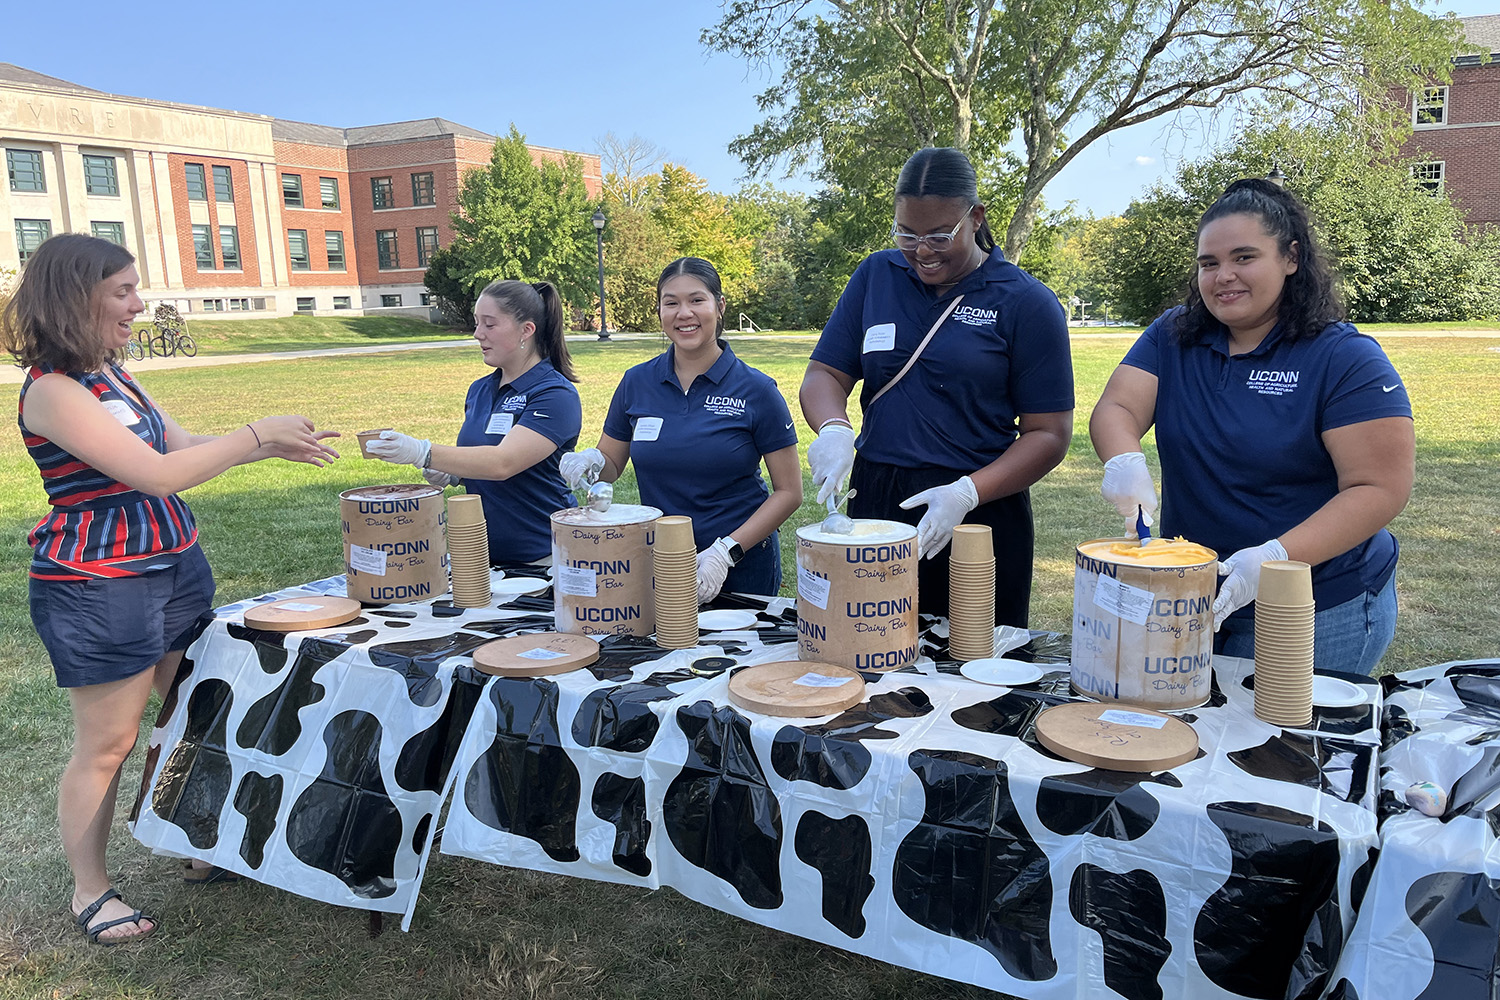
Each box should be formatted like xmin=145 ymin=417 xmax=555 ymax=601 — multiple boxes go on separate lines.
xmin=1174 ymin=178 xmax=1343 ymax=346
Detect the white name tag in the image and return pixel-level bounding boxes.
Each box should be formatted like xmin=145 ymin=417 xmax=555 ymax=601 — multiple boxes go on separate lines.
xmin=349 ymin=544 xmax=388 ymax=576
xmin=486 ymin=412 xmax=514 ymax=436
xmin=102 ymin=399 xmax=141 ymax=426
xmin=862 ymin=323 xmax=896 ymax=353
xmin=633 ymin=416 xmax=663 ymax=442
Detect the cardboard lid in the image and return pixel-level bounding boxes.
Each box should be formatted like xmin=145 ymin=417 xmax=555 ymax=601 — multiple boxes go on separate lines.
xmin=242 ymin=596 xmax=362 ymax=632
xmin=1034 ymin=702 xmax=1199 ymax=772
xmin=727 ymin=661 xmax=867 ymax=718
xmin=472 ymin=632 xmax=600 ymax=677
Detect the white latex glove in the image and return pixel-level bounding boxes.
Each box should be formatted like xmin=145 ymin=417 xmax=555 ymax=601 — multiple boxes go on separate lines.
xmin=422 ymin=467 xmax=459 ymax=487
xmin=559 ymin=448 xmax=606 ymax=489
xmin=696 ymin=538 xmax=734 ymax=604
xmin=1101 ymin=451 xmax=1159 ymax=538
xmin=808 ymin=423 xmax=856 ymax=505
xmin=899 ymin=476 xmax=980 ymax=559
xmin=1212 ymin=538 xmax=1289 ymax=631
xmin=365 ymin=429 xmax=431 ymax=468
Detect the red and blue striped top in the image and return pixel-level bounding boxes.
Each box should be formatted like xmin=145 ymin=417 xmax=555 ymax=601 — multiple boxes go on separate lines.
xmin=19 ymin=363 xmax=199 ymax=580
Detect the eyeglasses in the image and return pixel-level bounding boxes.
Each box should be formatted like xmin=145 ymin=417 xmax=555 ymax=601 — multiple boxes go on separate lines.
xmin=891 ymin=205 xmax=974 ymax=252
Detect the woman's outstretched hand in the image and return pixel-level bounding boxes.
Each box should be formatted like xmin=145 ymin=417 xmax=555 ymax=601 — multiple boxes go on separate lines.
xmin=248 ymin=417 xmax=341 ymax=467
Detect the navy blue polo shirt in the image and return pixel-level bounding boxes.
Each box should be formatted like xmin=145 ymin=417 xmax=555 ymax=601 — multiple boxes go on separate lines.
xmin=811 ymin=247 xmax=1073 ymax=471
xmin=456 ymin=360 xmax=581 ymax=563
xmin=602 ymin=343 xmax=797 ymax=551
xmin=1124 ymin=308 xmax=1413 ymax=614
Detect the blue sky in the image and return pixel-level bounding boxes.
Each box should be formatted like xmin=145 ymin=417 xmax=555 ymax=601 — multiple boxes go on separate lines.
xmin=5 ymin=0 xmax=1493 ymax=217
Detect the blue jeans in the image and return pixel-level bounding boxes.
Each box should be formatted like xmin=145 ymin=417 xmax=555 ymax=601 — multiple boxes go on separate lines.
xmin=1214 ymin=573 xmax=1398 ymax=675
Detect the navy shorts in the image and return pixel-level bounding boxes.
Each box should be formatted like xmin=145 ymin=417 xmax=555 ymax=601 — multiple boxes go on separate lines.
xmin=30 ymin=545 xmax=216 ymax=688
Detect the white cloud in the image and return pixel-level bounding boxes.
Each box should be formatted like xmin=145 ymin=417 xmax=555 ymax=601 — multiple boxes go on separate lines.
xmin=1134 ymin=155 xmax=1155 ymax=166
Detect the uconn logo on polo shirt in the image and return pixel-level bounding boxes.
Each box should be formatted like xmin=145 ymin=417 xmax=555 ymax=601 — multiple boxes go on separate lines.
xmin=951 ymin=305 xmax=998 ymax=327
xmin=1246 ymin=369 xmax=1300 ymax=396
xmin=704 ymin=395 xmax=747 ymax=416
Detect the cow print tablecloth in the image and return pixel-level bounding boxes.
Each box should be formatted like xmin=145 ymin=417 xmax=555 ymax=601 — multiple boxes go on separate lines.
xmin=132 ymin=572 xmax=1399 ymax=999
xmin=1329 ymin=659 xmax=1500 ymax=1000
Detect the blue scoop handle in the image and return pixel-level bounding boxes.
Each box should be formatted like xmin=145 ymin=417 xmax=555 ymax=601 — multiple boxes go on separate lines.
xmin=1135 ymin=507 xmax=1152 ymax=544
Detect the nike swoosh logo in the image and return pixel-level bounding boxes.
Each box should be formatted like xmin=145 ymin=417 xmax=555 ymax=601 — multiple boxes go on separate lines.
xmin=533 ymin=412 xmax=549 ymax=418
xmin=1382 ymin=385 xmax=1399 ymax=393
xmin=785 ymin=422 xmax=794 ymax=429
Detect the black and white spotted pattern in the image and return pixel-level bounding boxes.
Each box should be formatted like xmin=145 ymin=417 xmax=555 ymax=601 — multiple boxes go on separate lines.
xmin=134 ymin=574 xmax=1396 ymax=995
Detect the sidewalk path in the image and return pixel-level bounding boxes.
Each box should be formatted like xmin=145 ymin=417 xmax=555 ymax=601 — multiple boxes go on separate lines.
xmin=3 ymin=329 xmax=1493 ymax=385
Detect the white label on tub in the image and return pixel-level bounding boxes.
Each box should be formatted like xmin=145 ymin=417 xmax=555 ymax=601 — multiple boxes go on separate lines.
xmin=103 ymin=399 xmax=141 ymax=426
xmin=558 ymin=565 xmax=598 ymax=597
xmin=798 ymin=565 xmax=830 ymax=610
xmin=862 ymin=323 xmax=896 ymax=352
xmin=1098 ymin=709 xmax=1168 ymax=730
xmin=1092 ymin=575 xmax=1153 ymax=625
xmin=349 ymin=544 xmax=388 ymax=576
xmin=485 ymin=412 xmax=513 ymax=436
xmin=518 ymin=647 xmax=568 ymax=661
xmin=277 ymin=601 xmax=323 ymax=612
xmin=633 ymin=416 xmax=663 ymax=442
xmin=795 ymin=672 xmax=853 ymax=688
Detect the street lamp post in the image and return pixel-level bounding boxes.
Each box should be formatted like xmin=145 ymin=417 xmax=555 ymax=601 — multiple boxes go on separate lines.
xmin=592 ymin=208 xmax=610 ymax=341
xmin=1267 ymin=164 xmax=1287 ymax=187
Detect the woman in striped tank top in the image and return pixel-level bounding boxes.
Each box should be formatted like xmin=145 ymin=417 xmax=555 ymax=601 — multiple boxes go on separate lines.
xmin=3 ymin=234 xmax=339 ymax=944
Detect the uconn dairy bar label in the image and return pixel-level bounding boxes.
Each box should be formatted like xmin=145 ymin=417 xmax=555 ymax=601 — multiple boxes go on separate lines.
xmin=796 ymin=531 xmax=918 ymax=671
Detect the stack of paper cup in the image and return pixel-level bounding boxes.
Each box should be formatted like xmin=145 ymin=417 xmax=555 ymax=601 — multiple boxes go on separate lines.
xmin=447 ymin=495 xmax=492 ymax=608
xmin=1253 ymin=559 xmax=1315 ymax=727
xmin=654 ymin=515 xmax=699 ymax=649
xmin=948 ymin=524 xmax=996 ymax=660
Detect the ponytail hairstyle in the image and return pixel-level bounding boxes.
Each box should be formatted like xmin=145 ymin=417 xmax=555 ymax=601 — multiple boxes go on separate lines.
xmin=477 ymin=278 xmax=577 ymax=382
xmin=2 ymin=233 xmax=137 ymax=372
xmin=1175 ymin=177 xmax=1343 ymax=346
xmin=656 ymin=257 xmax=727 ymax=346
xmin=894 ymin=147 xmax=997 ymax=254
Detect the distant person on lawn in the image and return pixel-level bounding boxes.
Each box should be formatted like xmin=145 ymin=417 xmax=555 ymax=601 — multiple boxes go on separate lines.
xmin=4 ymin=234 xmax=339 ymax=944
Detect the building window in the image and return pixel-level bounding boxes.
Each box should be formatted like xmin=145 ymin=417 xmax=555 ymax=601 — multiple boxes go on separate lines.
xmin=376 ymin=229 xmax=399 ymax=269
xmin=287 ymin=229 xmax=311 ymax=270
xmin=91 ymin=221 xmax=126 ymax=246
xmin=320 ymin=176 xmax=339 ymax=209
xmin=83 ymin=155 xmax=119 ymax=196
xmin=228 ymin=297 xmax=252 ymax=310
xmin=192 ymin=224 xmax=216 ymax=270
xmin=185 ymin=163 xmax=208 ymax=201
xmin=1414 ymin=86 xmax=1448 ymax=128
xmin=381 ymin=294 xmax=403 ymax=307
xmin=411 ymin=172 xmax=435 ymax=206
xmin=419 ymin=293 xmax=431 ymax=306
xmin=296 ymin=297 xmax=316 ymax=312
xmin=371 ymin=176 xmax=394 ymax=209
xmin=1411 ymin=161 xmax=1445 ymax=194
xmin=325 ymin=231 xmax=346 ymax=270
xmin=416 ymin=227 xmax=439 ymax=266
xmin=213 ymin=164 xmax=234 ymax=203
xmin=7 ymin=149 xmax=45 ymax=192
xmin=282 ymin=174 xmax=303 ymax=208
xmin=202 ymin=298 xmax=225 ymax=312
xmin=219 ymin=226 xmax=241 ymax=269
xmin=333 ymin=295 xmax=352 ymax=309
xmin=253 ymin=297 xmax=267 ymax=310
xmin=15 ymin=219 xmax=51 ymax=264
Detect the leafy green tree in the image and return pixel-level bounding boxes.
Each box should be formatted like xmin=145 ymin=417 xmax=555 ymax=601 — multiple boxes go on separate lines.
xmin=601 ymin=204 xmax=677 ymax=332
xmin=422 ymin=244 xmax=478 ymax=328
xmin=436 ymin=125 xmax=598 ymax=311
xmin=651 ymin=165 xmax=757 ymax=301
xmin=705 ymin=0 xmax=1465 ymax=259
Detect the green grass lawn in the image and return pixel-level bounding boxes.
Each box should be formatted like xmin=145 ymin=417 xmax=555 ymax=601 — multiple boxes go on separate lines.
xmin=0 ymin=335 xmax=1496 ymax=998
xmin=132 ymin=314 xmax=465 ymax=357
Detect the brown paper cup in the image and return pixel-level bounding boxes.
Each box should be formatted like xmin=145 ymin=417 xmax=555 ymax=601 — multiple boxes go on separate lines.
xmin=357 ymin=429 xmax=392 ymax=459
xmin=656 ymin=515 xmax=696 ymax=553
xmin=1258 ymin=560 xmax=1314 ymax=606
xmin=950 ymin=525 xmax=994 ymax=563
xmin=447 ymin=495 xmax=485 ymax=527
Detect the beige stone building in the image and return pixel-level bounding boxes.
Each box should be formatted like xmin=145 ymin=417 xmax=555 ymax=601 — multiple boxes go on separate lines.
xmin=1 ymin=63 xmax=600 ymax=318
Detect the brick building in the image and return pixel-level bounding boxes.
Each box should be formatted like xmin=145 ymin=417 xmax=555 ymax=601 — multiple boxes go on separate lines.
xmin=1400 ymin=14 xmax=1500 ymax=229
xmin=1 ymin=63 xmax=601 ymax=317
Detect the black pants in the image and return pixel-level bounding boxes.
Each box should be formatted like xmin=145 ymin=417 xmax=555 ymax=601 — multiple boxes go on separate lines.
xmin=849 ymin=457 xmax=1033 ymax=627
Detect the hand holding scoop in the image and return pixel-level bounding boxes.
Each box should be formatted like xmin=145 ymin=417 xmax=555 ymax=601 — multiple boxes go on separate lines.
xmin=822 ymin=488 xmax=857 ymax=535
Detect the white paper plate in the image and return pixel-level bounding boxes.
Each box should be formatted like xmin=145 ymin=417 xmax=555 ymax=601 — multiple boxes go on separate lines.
xmin=493 ymin=576 xmax=550 ymax=597
xmin=960 ymin=658 xmax=1045 ymax=687
xmin=698 ymin=609 xmax=759 ymax=631
xmin=1312 ymin=676 xmax=1366 ymax=708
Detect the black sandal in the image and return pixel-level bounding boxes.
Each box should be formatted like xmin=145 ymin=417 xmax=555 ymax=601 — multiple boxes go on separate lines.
xmin=73 ymin=888 xmax=156 ymax=945
xmin=182 ymin=862 xmax=242 ymax=885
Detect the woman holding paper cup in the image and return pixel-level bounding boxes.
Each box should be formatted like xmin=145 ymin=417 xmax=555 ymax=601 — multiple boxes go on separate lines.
xmin=367 ymin=279 xmax=581 ymax=565
xmin=559 ymin=257 xmax=801 ymax=602
xmin=1090 ymin=178 xmax=1414 ymax=674
xmin=800 ymin=147 xmax=1074 ymax=625
xmin=4 ymin=234 xmax=338 ymax=943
